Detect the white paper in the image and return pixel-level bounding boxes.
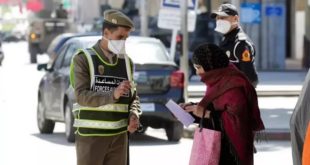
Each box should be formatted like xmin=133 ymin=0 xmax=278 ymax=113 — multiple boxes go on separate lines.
xmin=165 ymin=99 xmax=195 ymax=127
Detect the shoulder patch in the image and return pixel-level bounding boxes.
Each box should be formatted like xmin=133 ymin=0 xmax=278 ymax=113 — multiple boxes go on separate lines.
xmin=237 ymin=32 xmax=247 ymax=41
xmin=241 ymin=49 xmax=251 ymax=62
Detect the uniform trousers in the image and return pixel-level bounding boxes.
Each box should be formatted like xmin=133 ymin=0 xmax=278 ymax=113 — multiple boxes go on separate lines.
xmin=75 ymin=132 xmax=128 ymax=165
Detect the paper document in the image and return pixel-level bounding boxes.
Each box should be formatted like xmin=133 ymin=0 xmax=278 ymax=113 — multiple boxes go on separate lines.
xmin=165 ymin=99 xmax=195 ymax=127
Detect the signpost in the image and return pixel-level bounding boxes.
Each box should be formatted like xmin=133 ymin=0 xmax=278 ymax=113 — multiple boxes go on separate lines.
xmin=265 ymin=6 xmax=283 ymax=17
xmin=158 ymin=0 xmax=198 ymax=32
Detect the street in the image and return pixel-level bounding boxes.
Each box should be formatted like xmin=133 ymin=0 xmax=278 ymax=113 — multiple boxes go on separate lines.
xmin=0 ymin=41 xmax=293 ymax=165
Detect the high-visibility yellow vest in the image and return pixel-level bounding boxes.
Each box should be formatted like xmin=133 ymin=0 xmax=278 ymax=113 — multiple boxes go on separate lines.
xmin=70 ymin=48 xmax=134 ymax=136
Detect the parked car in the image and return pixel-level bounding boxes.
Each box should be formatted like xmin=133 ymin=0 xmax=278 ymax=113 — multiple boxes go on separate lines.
xmin=37 ymin=35 xmax=185 ymax=142
xmin=45 ymin=32 xmax=100 ymax=67
xmin=290 ymin=68 xmax=310 ymax=164
xmin=0 ymin=40 xmax=3 ymax=66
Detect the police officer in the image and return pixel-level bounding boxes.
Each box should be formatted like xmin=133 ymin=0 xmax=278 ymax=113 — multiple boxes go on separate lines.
xmin=70 ymin=9 xmax=141 ymax=165
xmin=211 ymin=3 xmax=258 ymax=87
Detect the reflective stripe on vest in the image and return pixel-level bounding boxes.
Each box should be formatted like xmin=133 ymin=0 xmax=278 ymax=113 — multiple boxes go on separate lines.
xmin=73 ymin=119 xmax=128 ymax=129
xmin=83 ymin=48 xmax=95 ymax=88
xmin=73 ymin=103 xmax=128 ymax=113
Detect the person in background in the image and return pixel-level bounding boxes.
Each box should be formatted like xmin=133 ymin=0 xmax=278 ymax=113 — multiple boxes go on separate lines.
xmin=290 ymin=70 xmax=310 ymax=165
xmin=56 ymin=3 xmax=68 ymax=19
xmin=70 ymin=9 xmax=141 ymax=165
xmin=180 ymin=43 xmax=264 ymax=165
xmin=210 ymin=3 xmax=258 ymax=87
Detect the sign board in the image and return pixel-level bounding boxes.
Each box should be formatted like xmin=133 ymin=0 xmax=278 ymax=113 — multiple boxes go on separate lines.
xmin=162 ymin=0 xmax=196 ymax=10
xmin=240 ymin=3 xmax=261 ymax=24
xmin=157 ymin=0 xmax=198 ymax=32
xmin=265 ymin=5 xmax=283 ymax=16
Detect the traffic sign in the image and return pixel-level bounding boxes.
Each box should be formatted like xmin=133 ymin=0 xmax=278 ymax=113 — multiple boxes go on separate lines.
xmin=265 ymin=5 xmax=283 ymax=17
xmin=240 ymin=3 xmax=261 ymax=24
xmin=157 ymin=0 xmax=198 ymax=32
xmin=162 ymin=0 xmax=196 ymax=10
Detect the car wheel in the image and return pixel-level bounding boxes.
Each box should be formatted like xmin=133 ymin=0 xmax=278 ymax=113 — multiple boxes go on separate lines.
xmin=65 ymin=101 xmax=75 ymax=142
xmin=165 ymin=121 xmax=184 ymax=142
xmin=37 ymin=96 xmax=55 ymax=134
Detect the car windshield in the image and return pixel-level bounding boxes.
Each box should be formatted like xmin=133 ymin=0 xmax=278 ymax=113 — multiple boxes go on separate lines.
xmin=126 ymin=41 xmax=170 ymax=64
xmin=47 ymin=33 xmax=73 ymax=55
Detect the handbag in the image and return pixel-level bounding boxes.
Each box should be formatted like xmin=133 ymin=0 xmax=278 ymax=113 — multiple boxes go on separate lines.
xmin=189 ymin=107 xmax=221 ymax=165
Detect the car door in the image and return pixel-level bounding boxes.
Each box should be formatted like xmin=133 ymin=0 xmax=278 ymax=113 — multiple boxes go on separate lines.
xmin=50 ymin=42 xmax=79 ymax=118
xmin=44 ymin=43 xmax=69 ymax=118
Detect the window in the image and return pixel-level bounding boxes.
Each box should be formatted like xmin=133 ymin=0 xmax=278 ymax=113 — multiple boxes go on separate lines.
xmin=62 ymin=43 xmax=78 ymax=67
xmin=126 ymin=41 xmax=170 ymax=64
xmin=53 ymin=45 xmax=68 ymax=70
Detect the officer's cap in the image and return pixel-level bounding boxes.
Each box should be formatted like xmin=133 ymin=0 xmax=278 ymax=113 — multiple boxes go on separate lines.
xmin=103 ymin=9 xmax=135 ymax=30
xmin=211 ymin=3 xmax=238 ymax=19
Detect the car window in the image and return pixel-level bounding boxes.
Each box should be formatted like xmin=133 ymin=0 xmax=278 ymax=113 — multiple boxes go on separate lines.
xmin=62 ymin=43 xmax=79 ymax=67
xmin=126 ymin=41 xmax=170 ymax=64
xmin=53 ymin=45 xmax=68 ymax=70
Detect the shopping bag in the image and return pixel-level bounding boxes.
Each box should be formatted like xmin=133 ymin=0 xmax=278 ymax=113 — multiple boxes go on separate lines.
xmin=189 ymin=127 xmax=221 ymax=165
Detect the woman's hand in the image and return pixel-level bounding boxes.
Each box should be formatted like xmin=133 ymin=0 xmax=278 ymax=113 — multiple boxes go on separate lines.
xmin=179 ymin=102 xmax=193 ymax=109
xmin=184 ymin=105 xmax=210 ymax=118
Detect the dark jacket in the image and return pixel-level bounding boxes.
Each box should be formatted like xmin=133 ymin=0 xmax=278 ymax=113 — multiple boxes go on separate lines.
xmin=220 ymin=27 xmax=258 ymax=87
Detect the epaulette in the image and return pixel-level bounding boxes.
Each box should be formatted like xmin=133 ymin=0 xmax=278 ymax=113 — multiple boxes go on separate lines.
xmin=237 ymin=32 xmax=247 ymax=41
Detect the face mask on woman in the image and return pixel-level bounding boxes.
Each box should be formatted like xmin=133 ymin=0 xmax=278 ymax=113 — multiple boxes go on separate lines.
xmin=104 ymin=37 xmax=126 ymax=55
xmin=214 ymin=20 xmax=236 ymax=34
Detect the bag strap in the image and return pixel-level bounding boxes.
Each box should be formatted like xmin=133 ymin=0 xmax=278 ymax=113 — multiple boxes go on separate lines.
xmin=198 ymin=83 xmax=232 ymax=131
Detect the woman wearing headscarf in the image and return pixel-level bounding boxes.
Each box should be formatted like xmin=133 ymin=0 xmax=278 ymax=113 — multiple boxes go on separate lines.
xmin=181 ymin=43 xmax=265 ymax=165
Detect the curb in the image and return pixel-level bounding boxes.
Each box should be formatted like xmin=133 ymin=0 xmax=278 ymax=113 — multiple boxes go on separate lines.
xmin=183 ymin=127 xmax=291 ymax=141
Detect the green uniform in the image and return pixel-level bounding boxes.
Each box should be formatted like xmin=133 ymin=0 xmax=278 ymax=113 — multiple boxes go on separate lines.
xmin=71 ymin=40 xmax=141 ymax=165
xmin=71 ymin=9 xmax=139 ymax=165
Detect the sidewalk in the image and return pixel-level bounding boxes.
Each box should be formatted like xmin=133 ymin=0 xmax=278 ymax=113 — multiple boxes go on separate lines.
xmin=189 ymin=70 xmax=307 ymax=97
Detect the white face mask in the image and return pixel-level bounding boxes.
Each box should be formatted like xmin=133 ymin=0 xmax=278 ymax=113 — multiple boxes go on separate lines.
xmin=215 ymin=20 xmax=233 ymax=34
xmin=104 ymin=37 xmax=126 ymax=55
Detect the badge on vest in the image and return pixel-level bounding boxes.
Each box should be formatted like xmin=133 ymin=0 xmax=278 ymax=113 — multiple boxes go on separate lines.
xmin=241 ymin=50 xmax=251 ymax=62
xmin=98 ymin=65 xmax=104 ymax=75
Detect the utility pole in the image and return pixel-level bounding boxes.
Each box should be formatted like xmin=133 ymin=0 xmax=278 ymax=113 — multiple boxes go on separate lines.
xmin=140 ymin=0 xmax=149 ymax=36
xmin=180 ymin=0 xmax=189 ymax=102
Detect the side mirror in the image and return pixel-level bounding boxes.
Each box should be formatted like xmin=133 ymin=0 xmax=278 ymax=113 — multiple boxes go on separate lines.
xmin=37 ymin=63 xmax=52 ymax=71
